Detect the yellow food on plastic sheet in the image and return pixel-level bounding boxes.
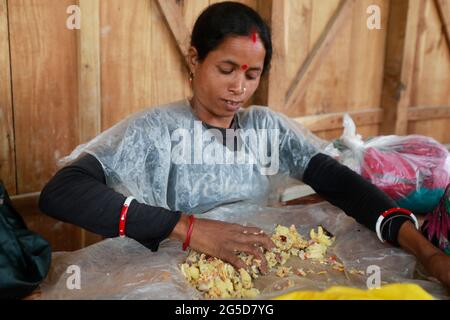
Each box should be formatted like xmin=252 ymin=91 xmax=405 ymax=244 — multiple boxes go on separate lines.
xmin=180 ymin=225 xmax=338 ymax=299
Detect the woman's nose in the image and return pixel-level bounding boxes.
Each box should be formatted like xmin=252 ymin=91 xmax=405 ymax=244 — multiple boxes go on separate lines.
xmin=229 ymin=74 xmax=246 ymax=95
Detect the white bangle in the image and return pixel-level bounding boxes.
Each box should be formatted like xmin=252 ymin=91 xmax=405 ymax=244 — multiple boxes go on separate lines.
xmin=375 ymin=208 xmax=419 ymax=243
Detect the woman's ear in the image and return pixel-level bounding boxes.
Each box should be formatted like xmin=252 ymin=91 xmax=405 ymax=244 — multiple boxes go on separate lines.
xmin=187 ymin=46 xmax=199 ymax=74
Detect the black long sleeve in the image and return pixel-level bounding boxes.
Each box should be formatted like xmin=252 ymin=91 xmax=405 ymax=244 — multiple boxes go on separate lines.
xmin=38 ymin=154 xmax=181 ymax=251
xmin=303 ymin=153 xmax=410 ymax=246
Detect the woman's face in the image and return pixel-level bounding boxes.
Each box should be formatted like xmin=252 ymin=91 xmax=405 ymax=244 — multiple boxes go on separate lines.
xmin=189 ymin=35 xmax=266 ymax=126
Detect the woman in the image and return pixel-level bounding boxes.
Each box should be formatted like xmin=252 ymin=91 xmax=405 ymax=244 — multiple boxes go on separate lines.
xmin=40 ymin=2 xmax=449 ymax=286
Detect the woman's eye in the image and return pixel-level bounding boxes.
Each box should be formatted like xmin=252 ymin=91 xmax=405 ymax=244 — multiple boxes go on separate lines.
xmin=219 ymin=68 xmax=233 ymax=75
xmin=246 ymin=73 xmax=259 ymax=80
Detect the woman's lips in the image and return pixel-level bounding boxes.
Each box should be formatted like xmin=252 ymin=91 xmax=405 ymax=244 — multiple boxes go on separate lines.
xmin=222 ymin=99 xmax=243 ymax=111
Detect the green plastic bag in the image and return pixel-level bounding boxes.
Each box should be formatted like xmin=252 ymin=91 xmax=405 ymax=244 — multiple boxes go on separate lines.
xmin=0 ymin=181 xmax=51 ymax=299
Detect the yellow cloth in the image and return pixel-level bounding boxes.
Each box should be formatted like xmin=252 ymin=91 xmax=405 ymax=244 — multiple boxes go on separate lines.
xmin=274 ymin=283 xmax=434 ymax=300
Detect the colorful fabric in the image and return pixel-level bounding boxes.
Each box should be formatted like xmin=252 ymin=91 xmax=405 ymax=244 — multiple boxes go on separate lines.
xmin=421 ymin=183 xmax=450 ymax=254
xmin=361 ymin=136 xmax=450 ymax=214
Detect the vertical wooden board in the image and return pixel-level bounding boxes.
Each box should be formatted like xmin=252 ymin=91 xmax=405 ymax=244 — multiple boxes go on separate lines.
xmin=101 ymin=0 xmax=189 ymax=129
xmin=409 ymin=0 xmax=450 ymax=144
xmin=9 ymin=0 xmax=79 ymax=193
xmin=78 ymin=0 xmax=101 ymax=144
xmin=296 ymin=1 xmax=351 ymax=117
xmin=346 ymin=0 xmax=389 ymax=112
xmin=100 ymin=0 xmax=152 ymax=129
xmin=0 ymin=0 xmax=16 ymax=194
xmin=301 ymin=0 xmax=352 ymax=117
xmin=379 ymin=0 xmax=409 ymax=135
xmin=411 ymin=0 xmax=450 ymax=107
xmin=285 ymin=0 xmax=311 ymax=88
xmin=150 ymin=0 xmax=190 ymax=107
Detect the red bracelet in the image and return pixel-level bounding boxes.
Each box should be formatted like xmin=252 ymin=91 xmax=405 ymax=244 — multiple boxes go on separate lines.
xmin=119 ymin=197 xmax=135 ymax=238
xmin=182 ymin=215 xmax=195 ymax=251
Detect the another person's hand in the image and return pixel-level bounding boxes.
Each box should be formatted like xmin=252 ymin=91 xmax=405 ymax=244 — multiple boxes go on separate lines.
xmin=398 ymin=221 xmax=450 ymax=288
xmin=170 ymin=215 xmax=276 ymax=274
xmin=422 ymin=252 xmax=450 ymax=288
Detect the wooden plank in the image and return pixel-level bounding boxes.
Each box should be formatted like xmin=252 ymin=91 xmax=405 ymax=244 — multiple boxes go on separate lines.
xmin=408 ymin=105 xmax=450 ymax=121
xmin=101 ymin=0 xmax=153 ymax=128
xmin=8 ymin=0 xmax=79 ymax=194
xmin=150 ymin=0 xmax=191 ymax=106
xmin=379 ymin=0 xmax=409 ymax=135
xmin=408 ymin=0 xmax=450 ymax=143
xmin=294 ymin=108 xmax=383 ymax=132
xmin=284 ymin=0 xmax=354 ymax=115
xmin=306 ymin=0 xmax=351 ymax=117
xmin=8 ymin=0 xmax=83 ymax=250
xmin=101 ymin=0 xmax=188 ymax=128
xmin=380 ymin=0 xmax=423 ymax=135
xmin=346 ymin=0 xmax=389 ymax=113
xmin=77 ymin=0 xmax=103 ymax=248
xmin=78 ymin=0 xmax=101 ymax=143
xmin=283 ymin=0 xmax=312 ymax=114
xmin=0 ymin=0 xmax=16 ymax=195
xmin=435 ymin=0 xmax=450 ymax=50
xmin=155 ymin=0 xmax=191 ymax=68
xmin=393 ymin=0 xmax=424 ymax=135
xmin=267 ymin=0 xmax=287 ymax=110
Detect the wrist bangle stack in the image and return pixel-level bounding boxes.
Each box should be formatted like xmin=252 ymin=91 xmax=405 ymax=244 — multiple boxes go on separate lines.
xmin=375 ymin=208 xmax=419 ymax=243
xmin=375 ymin=207 xmax=419 ymax=243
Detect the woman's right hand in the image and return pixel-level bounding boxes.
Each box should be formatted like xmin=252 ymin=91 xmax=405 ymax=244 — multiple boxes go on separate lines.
xmin=170 ymin=214 xmax=276 ymax=274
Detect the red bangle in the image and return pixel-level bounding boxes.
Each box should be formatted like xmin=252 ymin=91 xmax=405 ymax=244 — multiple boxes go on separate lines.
xmin=182 ymin=215 xmax=195 ymax=251
xmin=119 ymin=197 xmax=135 ymax=238
xmin=381 ymin=207 xmax=412 ymax=218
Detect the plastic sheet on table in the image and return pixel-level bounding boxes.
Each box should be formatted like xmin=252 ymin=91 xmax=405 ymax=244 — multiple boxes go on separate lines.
xmin=39 ymin=202 xmax=449 ymax=300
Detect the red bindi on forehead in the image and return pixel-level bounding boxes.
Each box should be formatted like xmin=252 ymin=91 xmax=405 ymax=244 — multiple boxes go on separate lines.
xmin=241 ymin=64 xmax=249 ymax=71
xmin=251 ymin=31 xmax=257 ymax=43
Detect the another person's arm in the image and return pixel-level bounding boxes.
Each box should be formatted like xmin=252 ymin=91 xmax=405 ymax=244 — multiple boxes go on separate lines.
xmin=303 ymin=153 xmax=450 ymax=287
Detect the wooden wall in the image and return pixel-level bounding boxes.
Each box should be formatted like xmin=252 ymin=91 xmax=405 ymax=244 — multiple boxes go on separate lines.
xmin=1 ymin=0 xmax=449 ymax=251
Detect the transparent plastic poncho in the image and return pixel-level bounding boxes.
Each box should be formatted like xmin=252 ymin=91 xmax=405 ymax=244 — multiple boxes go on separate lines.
xmin=60 ymin=99 xmax=326 ymax=213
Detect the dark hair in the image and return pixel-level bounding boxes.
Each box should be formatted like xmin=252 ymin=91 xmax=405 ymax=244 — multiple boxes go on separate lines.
xmin=191 ymin=1 xmax=272 ymax=74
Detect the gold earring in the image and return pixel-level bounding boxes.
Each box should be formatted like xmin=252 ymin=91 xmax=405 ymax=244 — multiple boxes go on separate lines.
xmin=189 ymin=72 xmax=194 ymax=83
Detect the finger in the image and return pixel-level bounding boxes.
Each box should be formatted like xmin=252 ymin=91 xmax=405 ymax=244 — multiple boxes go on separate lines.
xmin=241 ymin=233 xmax=276 ymax=252
xmin=243 ymin=226 xmax=266 ymax=235
xmin=233 ymin=243 xmax=269 ymax=275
